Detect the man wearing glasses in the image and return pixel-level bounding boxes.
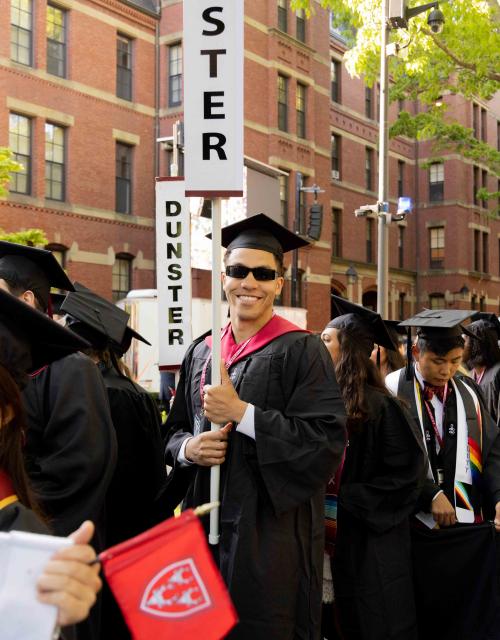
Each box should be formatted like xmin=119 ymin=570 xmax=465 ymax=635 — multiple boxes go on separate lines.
xmin=165 ymin=213 xmax=346 ymax=640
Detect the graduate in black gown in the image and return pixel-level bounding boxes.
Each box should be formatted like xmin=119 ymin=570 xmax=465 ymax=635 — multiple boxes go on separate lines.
xmin=321 ymin=297 xmax=426 ymax=640
xmin=0 ymin=241 xmax=117 ymax=548
xmin=386 ymin=310 xmax=500 ymax=640
xmin=61 ymin=283 xmax=170 ymax=640
xmin=0 ymin=289 xmax=102 ymax=637
xmin=464 ymin=314 xmax=500 ymax=426
xmin=165 ymin=214 xmax=347 ymax=640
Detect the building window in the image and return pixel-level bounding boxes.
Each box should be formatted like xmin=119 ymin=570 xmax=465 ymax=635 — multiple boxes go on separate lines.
xmin=296 ymin=8 xmax=305 ymax=42
xmin=481 ymin=170 xmax=488 ymax=209
xmin=168 ymin=43 xmax=182 ymax=107
xmin=398 ymin=225 xmax=405 ymax=268
xmin=331 ymin=134 xmax=340 ymax=179
xmin=429 ymin=227 xmax=445 ymax=269
xmin=473 ymin=166 xmax=479 ymax=205
xmin=116 ymin=143 xmax=132 ymax=214
xmin=429 ymin=162 xmax=444 ymax=202
xmin=331 ymin=59 xmax=340 ymax=103
xmin=429 ymin=293 xmax=445 ymax=310
xmin=45 ymin=123 xmax=65 ymax=201
xmin=112 ymin=255 xmax=132 ymax=302
xmin=116 ymin=34 xmax=132 ymax=101
xmin=277 ymin=0 xmax=287 ymax=32
xmin=46 ymin=243 xmax=67 ymax=269
xmin=473 ymin=103 xmax=479 ymax=138
xmin=8 ymin=112 xmax=31 ymax=194
xmin=365 ymin=147 xmax=374 ymax=191
xmin=46 ymin=4 xmax=66 ymax=78
xmin=332 ymin=208 xmax=341 ymax=258
xmin=11 ymin=0 xmax=32 ymax=66
xmin=277 ymin=74 xmax=288 ymax=132
xmin=481 ymin=108 xmax=487 ymax=142
xmin=366 ymin=218 xmax=374 ymax=263
xmin=365 ymin=86 xmax=373 ymax=119
xmin=398 ymin=160 xmax=405 ymax=198
xmin=398 ymin=97 xmax=405 ymax=112
xmin=296 ymin=83 xmax=306 ymax=139
xmin=471 ymin=294 xmax=477 ymax=310
xmin=474 ymin=229 xmax=481 ymax=271
xmin=398 ymin=292 xmax=406 ymax=320
xmin=279 ymin=173 xmax=288 ymax=226
xmin=483 ymin=232 xmax=489 ymax=273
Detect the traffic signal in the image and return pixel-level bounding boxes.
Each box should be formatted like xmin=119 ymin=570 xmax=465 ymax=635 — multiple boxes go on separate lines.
xmin=307 ymin=203 xmax=323 ymax=241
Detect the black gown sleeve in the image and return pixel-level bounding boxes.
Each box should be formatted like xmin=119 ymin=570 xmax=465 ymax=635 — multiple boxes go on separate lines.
xmin=253 ymin=335 xmax=347 ymax=515
xmin=23 ymin=353 xmax=117 ymax=536
xmin=339 ymin=396 xmax=426 ymax=533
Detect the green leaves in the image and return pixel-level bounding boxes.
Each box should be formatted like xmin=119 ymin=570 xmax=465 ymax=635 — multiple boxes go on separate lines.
xmin=0 ymin=229 xmax=48 ymax=246
xmin=0 ymin=147 xmax=23 ymax=197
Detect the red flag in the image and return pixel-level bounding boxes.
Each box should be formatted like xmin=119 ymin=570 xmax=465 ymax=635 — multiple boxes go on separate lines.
xmin=99 ymin=510 xmax=237 ymax=639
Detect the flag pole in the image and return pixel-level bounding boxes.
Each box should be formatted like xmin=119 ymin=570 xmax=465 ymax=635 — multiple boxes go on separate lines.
xmin=209 ymin=197 xmax=222 ymax=545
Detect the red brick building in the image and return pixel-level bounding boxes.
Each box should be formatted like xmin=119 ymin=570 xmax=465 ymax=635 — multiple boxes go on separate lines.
xmin=2 ymin=0 xmax=499 ymax=331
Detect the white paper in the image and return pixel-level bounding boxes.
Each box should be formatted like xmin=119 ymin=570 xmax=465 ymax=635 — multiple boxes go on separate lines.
xmin=0 ymin=530 xmax=73 ymax=640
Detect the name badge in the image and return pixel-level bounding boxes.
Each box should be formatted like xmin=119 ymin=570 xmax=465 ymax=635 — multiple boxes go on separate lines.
xmin=437 ymin=468 xmax=445 ymax=486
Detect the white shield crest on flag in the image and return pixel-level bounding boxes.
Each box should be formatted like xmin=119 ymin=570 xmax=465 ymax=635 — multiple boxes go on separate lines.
xmin=140 ymin=558 xmax=211 ymax=618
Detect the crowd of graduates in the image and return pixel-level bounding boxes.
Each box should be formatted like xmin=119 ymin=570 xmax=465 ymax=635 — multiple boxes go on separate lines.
xmin=1 ymin=213 xmax=500 ymax=639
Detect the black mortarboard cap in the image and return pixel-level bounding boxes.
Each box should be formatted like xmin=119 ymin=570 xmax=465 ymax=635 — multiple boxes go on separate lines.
xmin=0 ymin=242 xmax=74 ymax=310
xmin=111 ymin=326 xmax=151 ymax=358
xmin=399 ymin=309 xmax=475 ymax=340
xmin=0 ymin=289 xmax=89 ymax=387
xmin=61 ymin=282 xmax=129 ymax=348
xmin=207 ymin=213 xmax=309 ymax=259
xmin=327 ymin=296 xmax=397 ymax=351
xmin=470 ymin=312 xmax=500 ymax=339
xmin=50 ymin=292 xmax=67 ymax=315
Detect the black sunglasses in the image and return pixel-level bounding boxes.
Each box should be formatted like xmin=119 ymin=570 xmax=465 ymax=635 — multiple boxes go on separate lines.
xmin=225 ymin=265 xmax=278 ymax=281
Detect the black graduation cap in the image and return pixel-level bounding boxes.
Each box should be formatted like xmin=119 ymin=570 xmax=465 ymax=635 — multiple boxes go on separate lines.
xmin=0 ymin=288 xmax=89 ymax=387
xmin=207 ymin=213 xmax=309 ymax=258
xmin=61 ymin=282 xmax=130 ymax=349
xmin=111 ymin=326 xmax=151 ymax=358
xmin=0 ymin=241 xmax=74 ymax=310
xmin=470 ymin=312 xmax=500 ymax=339
xmin=399 ymin=309 xmax=476 ymax=340
xmin=327 ymin=295 xmax=397 ymax=351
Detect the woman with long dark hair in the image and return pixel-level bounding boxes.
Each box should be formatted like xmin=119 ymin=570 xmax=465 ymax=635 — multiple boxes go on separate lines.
xmin=321 ymin=297 xmax=426 ymax=640
xmin=0 ymin=288 xmax=102 ymax=631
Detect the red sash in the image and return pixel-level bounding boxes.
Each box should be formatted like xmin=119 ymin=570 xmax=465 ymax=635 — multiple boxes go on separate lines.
xmin=0 ymin=469 xmax=18 ymax=510
xmin=205 ymin=314 xmax=309 ymax=368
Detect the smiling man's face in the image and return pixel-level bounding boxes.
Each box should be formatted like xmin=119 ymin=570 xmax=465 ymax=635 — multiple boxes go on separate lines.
xmin=222 ymin=248 xmax=284 ymax=326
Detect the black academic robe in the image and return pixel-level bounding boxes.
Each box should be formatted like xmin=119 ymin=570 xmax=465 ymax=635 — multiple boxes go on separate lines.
xmin=22 ymin=353 xmax=118 ymax=545
xmin=332 ymin=387 xmax=426 ymax=640
xmin=99 ymin=365 xmax=170 ymax=640
xmin=477 ymin=363 xmax=500 ymax=427
xmin=165 ymin=331 xmax=347 ymax=640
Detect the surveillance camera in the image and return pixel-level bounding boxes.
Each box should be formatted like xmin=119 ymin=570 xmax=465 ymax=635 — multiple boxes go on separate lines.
xmin=427 ymin=8 xmax=445 ymax=34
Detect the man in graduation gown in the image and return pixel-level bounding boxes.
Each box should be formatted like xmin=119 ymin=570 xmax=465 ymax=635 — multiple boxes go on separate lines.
xmin=0 ymin=242 xmax=117 ymax=640
xmin=386 ymin=310 xmax=500 ymax=639
xmin=165 ymin=214 xmax=347 ymax=640
xmin=463 ymin=313 xmax=500 ymax=426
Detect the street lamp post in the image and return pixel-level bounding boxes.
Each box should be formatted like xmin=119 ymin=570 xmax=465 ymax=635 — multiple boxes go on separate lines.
xmin=376 ymin=0 xmax=444 ymax=318
xmin=376 ymin=0 xmax=390 ymax=318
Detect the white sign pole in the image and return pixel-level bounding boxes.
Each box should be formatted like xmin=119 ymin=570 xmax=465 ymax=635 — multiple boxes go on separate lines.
xmin=209 ymin=197 xmax=222 ymax=545
xmin=183 ymin=0 xmax=244 ymax=545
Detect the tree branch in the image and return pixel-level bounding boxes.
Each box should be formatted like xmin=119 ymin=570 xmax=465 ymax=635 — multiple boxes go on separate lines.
xmin=422 ymin=28 xmax=500 ymax=83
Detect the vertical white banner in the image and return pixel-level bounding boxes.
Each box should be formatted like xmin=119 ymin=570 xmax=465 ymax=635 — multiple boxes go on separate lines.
xmin=155 ymin=178 xmax=192 ymax=368
xmin=184 ymin=0 xmax=244 ymax=197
